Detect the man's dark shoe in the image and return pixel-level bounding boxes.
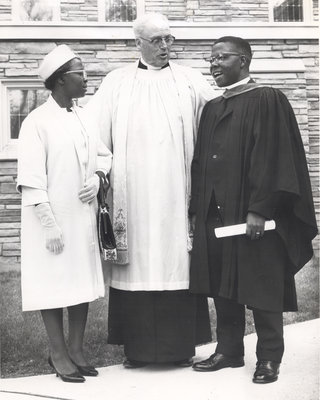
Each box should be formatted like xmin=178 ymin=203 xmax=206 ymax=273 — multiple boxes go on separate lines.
xmin=173 ymin=358 xmax=193 ymax=367
xmin=192 ymin=353 xmax=244 ymax=372
xmin=123 ymin=359 xmax=148 ymax=369
xmin=252 ymin=360 xmax=280 ymax=384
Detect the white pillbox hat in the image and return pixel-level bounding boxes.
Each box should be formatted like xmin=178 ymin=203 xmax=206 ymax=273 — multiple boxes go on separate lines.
xmin=38 ymin=44 xmax=77 ymax=81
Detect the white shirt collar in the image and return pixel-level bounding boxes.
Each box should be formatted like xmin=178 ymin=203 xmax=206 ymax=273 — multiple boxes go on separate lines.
xmin=140 ymin=57 xmax=163 ymax=70
xmin=222 ymin=76 xmax=251 ymax=90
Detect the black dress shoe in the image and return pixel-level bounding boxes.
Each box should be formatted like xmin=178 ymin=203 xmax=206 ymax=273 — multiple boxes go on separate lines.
xmin=173 ymin=358 xmax=193 ymax=367
xmin=193 ymin=353 xmax=244 ymax=372
xmin=253 ymin=360 xmax=280 ymax=384
xmin=48 ymin=356 xmax=85 ymax=383
xmin=123 ymin=358 xmax=148 ymax=369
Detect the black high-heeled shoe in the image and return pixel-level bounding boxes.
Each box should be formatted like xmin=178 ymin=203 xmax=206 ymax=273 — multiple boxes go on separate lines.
xmin=69 ymin=355 xmax=99 ymax=376
xmin=73 ymin=363 xmax=98 ymax=377
xmin=48 ymin=356 xmax=85 ymax=383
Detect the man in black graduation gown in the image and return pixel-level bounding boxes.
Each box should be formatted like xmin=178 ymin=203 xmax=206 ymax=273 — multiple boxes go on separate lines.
xmin=189 ymin=36 xmax=317 ymax=383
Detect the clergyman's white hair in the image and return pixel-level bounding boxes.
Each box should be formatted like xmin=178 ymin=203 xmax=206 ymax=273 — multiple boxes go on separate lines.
xmin=133 ymin=13 xmax=170 ymax=38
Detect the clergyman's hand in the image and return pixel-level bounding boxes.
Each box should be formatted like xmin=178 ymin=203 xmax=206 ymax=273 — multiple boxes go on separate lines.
xmin=246 ymin=212 xmax=265 ymax=240
xmin=190 ymin=214 xmax=197 ymax=232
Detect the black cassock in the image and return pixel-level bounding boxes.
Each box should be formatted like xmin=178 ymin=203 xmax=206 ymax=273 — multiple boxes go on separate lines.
xmin=189 ymin=83 xmax=317 ymax=312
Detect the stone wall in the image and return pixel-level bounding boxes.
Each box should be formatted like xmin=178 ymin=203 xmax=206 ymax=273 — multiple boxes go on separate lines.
xmin=0 ymin=38 xmax=318 ymax=263
xmin=143 ymin=0 xmax=271 ymax=22
xmin=0 ymin=161 xmax=20 ymax=264
xmin=0 ymin=0 xmax=10 ymax=20
xmin=61 ymin=0 xmax=98 ymax=22
xmin=186 ymin=0 xmax=269 ymax=22
xmin=145 ymin=0 xmax=186 ymax=20
xmin=314 ymin=0 xmax=319 ymax=20
xmin=136 ymin=0 xmax=320 ymax=23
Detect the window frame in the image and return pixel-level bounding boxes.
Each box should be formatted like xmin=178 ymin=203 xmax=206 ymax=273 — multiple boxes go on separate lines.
xmin=0 ymin=22 xmax=317 ymax=41
xmin=0 ymin=78 xmax=47 ymax=160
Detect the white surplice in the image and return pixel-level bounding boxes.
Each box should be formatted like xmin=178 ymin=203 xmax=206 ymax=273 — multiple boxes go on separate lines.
xmin=116 ymin=67 xmax=188 ymax=290
xmin=86 ymin=62 xmax=216 ymax=291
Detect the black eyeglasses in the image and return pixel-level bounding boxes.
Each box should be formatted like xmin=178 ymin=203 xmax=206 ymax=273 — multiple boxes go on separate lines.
xmin=205 ymin=53 xmax=245 ymax=64
xmin=140 ymin=35 xmax=175 ymax=47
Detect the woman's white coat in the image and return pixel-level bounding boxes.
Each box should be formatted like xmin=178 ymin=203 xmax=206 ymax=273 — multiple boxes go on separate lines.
xmin=17 ymin=96 xmax=112 ymax=311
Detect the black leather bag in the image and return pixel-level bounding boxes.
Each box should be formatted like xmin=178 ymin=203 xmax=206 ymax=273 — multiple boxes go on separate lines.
xmin=96 ymin=172 xmax=117 ymax=261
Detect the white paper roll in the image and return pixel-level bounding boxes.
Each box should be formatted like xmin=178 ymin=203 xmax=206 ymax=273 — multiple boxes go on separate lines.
xmin=214 ymin=220 xmax=276 ymax=238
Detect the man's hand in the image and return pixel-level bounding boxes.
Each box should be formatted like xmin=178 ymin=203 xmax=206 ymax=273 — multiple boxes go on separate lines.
xmin=79 ymin=174 xmax=100 ymax=203
xmin=190 ymin=214 xmax=197 ymax=232
xmin=246 ymin=212 xmax=265 ymax=240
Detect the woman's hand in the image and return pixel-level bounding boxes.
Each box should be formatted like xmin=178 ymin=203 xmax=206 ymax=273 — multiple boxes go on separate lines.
xmin=78 ymin=174 xmax=100 ymax=203
xmin=246 ymin=212 xmax=265 ymax=240
xmin=45 ymin=225 xmax=64 ymax=254
xmin=34 ymin=202 xmax=64 ymax=254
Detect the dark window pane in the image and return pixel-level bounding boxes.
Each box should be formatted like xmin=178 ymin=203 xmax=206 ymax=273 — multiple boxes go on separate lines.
xmin=105 ymin=0 xmax=137 ymax=22
xmin=9 ymin=88 xmax=49 ymax=139
xmin=273 ymin=0 xmax=304 ymax=21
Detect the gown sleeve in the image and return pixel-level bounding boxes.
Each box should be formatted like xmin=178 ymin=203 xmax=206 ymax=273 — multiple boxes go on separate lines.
xmin=247 ymin=87 xmax=317 ymax=271
xmin=85 ymin=71 xmax=118 ymax=153
xmin=17 ymin=113 xmax=49 ymax=205
xmin=21 ymin=187 xmax=48 ymax=206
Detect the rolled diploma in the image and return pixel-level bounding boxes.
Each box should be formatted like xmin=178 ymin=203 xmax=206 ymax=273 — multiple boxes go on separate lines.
xmin=214 ymin=220 xmax=276 ymax=238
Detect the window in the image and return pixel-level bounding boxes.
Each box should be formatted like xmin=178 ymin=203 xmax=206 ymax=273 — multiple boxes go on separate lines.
xmin=105 ymin=0 xmax=137 ymax=22
xmin=12 ymin=0 xmax=60 ymax=21
xmin=0 ymin=79 xmax=49 ymax=159
xmin=11 ymin=0 xmax=138 ymax=23
xmin=9 ymin=88 xmax=49 ymax=139
xmin=273 ymin=0 xmax=303 ymax=21
xmin=269 ymin=0 xmax=313 ymax=22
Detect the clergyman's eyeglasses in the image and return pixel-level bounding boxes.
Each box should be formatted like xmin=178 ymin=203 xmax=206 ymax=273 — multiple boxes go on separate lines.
xmin=140 ymin=35 xmax=175 ymax=47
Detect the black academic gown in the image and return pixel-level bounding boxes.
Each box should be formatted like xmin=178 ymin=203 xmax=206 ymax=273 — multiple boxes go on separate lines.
xmin=189 ymin=83 xmax=317 ymax=312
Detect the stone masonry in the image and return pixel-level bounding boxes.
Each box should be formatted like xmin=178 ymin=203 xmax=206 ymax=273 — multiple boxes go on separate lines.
xmin=61 ymin=0 xmax=99 ymax=22
xmin=0 ymin=160 xmax=20 ymax=263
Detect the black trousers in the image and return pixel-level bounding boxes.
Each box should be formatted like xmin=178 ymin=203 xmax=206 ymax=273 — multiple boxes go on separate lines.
xmin=214 ymin=296 xmax=284 ymax=363
xmin=206 ymin=194 xmax=284 ymax=363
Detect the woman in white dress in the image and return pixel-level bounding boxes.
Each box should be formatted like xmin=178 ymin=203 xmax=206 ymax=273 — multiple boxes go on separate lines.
xmin=17 ymin=45 xmax=111 ymax=383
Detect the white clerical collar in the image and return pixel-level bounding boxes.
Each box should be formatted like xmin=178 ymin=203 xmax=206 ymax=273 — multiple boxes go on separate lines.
xmin=140 ymin=58 xmax=162 ymax=70
xmin=222 ymin=76 xmax=251 ymax=90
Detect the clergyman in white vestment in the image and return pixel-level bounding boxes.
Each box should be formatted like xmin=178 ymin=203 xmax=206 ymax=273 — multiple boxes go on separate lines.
xmin=86 ymin=13 xmax=217 ymax=367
